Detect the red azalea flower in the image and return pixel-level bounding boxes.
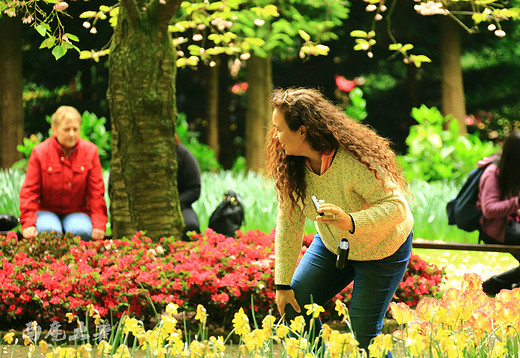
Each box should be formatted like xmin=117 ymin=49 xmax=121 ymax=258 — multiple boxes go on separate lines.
xmin=335 ymin=75 xmax=356 ymax=92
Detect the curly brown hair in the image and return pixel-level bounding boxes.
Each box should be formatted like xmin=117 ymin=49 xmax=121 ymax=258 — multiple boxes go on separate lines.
xmin=264 ymin=87 xmax=408 ymax=208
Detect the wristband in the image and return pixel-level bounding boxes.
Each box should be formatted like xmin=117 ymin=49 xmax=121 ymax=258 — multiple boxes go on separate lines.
xmin=349 ymin=214 xmax=355 ymax=234
xmin=275 ymin=284 xmax=292 ymax=290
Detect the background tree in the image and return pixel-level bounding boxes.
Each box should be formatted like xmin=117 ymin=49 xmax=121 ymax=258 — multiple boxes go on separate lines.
xmin=0 ymin=16 xmax=23 ymax=168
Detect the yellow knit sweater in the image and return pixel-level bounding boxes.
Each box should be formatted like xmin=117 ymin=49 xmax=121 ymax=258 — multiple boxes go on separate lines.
xmin=275 ymin=147 xmax=414 ymax=285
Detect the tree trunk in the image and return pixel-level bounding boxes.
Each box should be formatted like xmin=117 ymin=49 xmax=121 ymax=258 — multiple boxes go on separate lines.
xmin=0 ymin=17 xmax=24 ymax=169
xmin=218 ymin=56 xmax=233 ymax=169
xmin=439 ymin=16 xmax=466 ymax=133
xmin=107 ymin=0 xmax=183 ymax=240
xmin=245 ymin=56 xmax=272 ymax=172
xmin=205 ymin=63 xmax=219 ymax=156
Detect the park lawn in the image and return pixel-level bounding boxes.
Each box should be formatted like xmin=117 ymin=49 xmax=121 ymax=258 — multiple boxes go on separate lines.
xmin=413 ymin=248 xmax=518 ymax=290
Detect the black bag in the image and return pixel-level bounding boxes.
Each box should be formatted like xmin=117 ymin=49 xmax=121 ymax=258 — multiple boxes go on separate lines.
xmin=446 ymin=162 xmax=495 ymax=232
xmin=0 ymin=214 xmax=19 ymax=232
xmin=209 ymin=190 xmax=245 ymax=237
xmin=505 ymin=214 xmax=520 ymax=244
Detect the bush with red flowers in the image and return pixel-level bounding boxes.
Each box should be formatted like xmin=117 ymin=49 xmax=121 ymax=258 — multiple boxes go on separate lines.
xmin=0 ymin=229 xmax=445 ymax=332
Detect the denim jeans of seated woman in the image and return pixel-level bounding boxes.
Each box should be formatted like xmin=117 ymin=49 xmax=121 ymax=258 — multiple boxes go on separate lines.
xmin=36 ymin=210 xmax=93 ymax=241
xmin=284 ymin=230 xmax=413 ymax=356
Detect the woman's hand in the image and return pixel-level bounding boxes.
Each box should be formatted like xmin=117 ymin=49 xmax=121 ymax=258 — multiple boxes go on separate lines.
xmin=23 ymin=226 xmax=38 ymax=239
xmin=91 ymin=228 xmax=105 ymax=240
xmin=315 ymin=203 xmax=353 ymax=232
xmin=276 ymin=289 xmax=301 ymax=319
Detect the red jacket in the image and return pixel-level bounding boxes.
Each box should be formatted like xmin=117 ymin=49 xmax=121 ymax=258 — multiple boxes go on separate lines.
xmin=19 ymin=136 xmax=108 ymax=231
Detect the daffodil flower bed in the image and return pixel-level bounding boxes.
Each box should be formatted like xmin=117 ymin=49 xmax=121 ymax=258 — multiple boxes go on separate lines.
xmin=4 ymin=273 xmax=520 ymax=358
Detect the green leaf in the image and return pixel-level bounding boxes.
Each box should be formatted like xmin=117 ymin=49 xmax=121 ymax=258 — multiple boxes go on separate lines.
xmin=350 ymin=30 xmax=367 ymax=38
xmin=402 ymin=44 xmax=414 ymax=52
xmin=99 ymin=5 xmax=111 ymax=12
xmin=298 ymin=30 xmax=311 ymax=42
xmin=65 ymin=33 xmax=79 ymax=42
xmin=388 ymin=43 xmax=402 ymax=51
xmin=35 ymin=24 xmax=48 ymax=37
xmin=52 ymin=45 xmax=67 ymax=60
xmin=39 ymin=37 xmax=55 ymax=49
xmin=80 ymin=11 xmax=97 ymax=18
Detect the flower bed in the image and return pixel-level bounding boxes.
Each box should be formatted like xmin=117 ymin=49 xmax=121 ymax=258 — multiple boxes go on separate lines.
xmin=0 ymin=230 xmax=445 ymax=332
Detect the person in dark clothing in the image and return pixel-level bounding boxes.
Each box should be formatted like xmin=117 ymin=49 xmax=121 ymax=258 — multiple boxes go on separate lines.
xmin=477 ymin=130 xmax=520 ymax=296
xmin=176 ymin=141 xmax=201 ymax=241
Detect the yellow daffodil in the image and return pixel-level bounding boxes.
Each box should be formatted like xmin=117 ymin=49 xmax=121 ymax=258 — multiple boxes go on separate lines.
xmin=3 ymin=332 xmax=15 ymax=344
xmin=304 ymin=303 xmax=325 ymax=318
xmin=276 ymin=324 xmax=290 ymax=338
xmin=285 ymin=337 xmax=299 ymax=358
xmin=195 ymin=304 xmax=207 ymax=324
xmin=289 ymin=315 xmax=306 ymax=334
xmin=335 ymin=299 xmax=349 ymax=320
xmin=96 ymin=340 xmax=113 ymax=354
xmin=368 ymin=334 xmax=393 ymax=358
xmin=77 ymin=343 xmax=92 ymax=357
xmin=66 ymin=312 xmax=75 ymax=323
xmin=93 ymin=314 xmax=102 ymax=326
xmin=166 ymin=302 xmax=179 ymax=316
xmin=22 ymin=333 xmax=31 ymax=346
xmin=232 ymin=308 xmax=250 ymax=336
xmin=122 ymin=317 xmax=141 ymax=335
xmin=38 ymin=340 xmax=49 ymax=353
xmin=262 ymin=314 xmax=276 ymax=330
xmin=86 ymin=304 xmax=96 ymax=317
xmin=115 ymin=345 xmax=131 ymax=358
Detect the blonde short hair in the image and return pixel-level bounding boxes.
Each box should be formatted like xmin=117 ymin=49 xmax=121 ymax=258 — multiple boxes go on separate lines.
xmin=51 ymin=106 xmax=82 ymax=127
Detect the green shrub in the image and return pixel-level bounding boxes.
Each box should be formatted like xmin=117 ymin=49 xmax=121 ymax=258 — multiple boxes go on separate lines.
xmin=398 ymin=105 xmax=499 ymax=182
xmin=345 ymin=87 xmax=367 ymax=121
xmin=12 ymin=111 xmax=112 ymax=170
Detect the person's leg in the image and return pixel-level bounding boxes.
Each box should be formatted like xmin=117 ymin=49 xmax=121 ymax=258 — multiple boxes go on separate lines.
xmin=286 ymin=234 xmax=355 ymax=337
xmin=62 ymin=213 xmax=92 ymax=241
xmin=349 ymin=231 xmax=412 ymax=353
xmin=36 ymin=211 xmax=63 ymax=234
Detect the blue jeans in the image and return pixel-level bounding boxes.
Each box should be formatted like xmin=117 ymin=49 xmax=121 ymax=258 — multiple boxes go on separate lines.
xmin=36 ymin=211 xmax=93 ymax=241
xmin=286 ymin=230 xmax=413 ymax=354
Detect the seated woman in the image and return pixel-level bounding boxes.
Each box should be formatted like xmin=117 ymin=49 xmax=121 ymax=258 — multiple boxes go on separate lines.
xmin=176 ymin=136 xmax=201 ymax=241
xmin=477 ymin=130 xmax=520 ymax=295
xmin=19 ymin=105 xmax=108 ymax=241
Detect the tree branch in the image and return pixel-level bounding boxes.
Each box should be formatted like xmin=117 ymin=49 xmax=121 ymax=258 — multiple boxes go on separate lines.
xmin=156 ymin=0 xmax=183 ymax=29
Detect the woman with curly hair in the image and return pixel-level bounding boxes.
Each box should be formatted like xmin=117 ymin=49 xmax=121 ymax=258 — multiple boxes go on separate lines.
xmin=264 ymin=87 xmax=414 ymax=354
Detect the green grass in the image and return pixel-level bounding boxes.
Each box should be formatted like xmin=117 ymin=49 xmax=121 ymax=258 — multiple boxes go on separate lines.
xmin=0 ymin=168 xmax=485 ymax=243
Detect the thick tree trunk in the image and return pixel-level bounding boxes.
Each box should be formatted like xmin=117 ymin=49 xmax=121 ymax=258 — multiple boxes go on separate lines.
xmin=205 ymin=63 xmax=219 ymax=156
xmin=245 ymin=56 xmax=272 ymax=172
xmin=439 ymin=16 xmax=466 ymax=133
xmin=107 ymin=0 xmax=183 ymax=240
xmin=0 ymin=17 xmax=24 ymax=169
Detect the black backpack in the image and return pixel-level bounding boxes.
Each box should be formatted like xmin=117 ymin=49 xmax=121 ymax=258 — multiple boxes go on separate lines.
xmin=446 ymin=162 xmax=495 ymax=232
xmin=209 ymin=190 xmax=245 ymax=237
xmin=0 ymin=214 xmax=18 ymax=232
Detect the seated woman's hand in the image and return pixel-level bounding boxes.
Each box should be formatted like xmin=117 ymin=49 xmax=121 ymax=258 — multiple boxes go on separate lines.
xmin=91 ymin=228 xmax=105 ymax=240
xmin=23 ymin=226 xmax=38 ymax=239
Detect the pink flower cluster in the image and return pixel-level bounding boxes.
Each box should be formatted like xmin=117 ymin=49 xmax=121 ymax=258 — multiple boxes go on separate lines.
xmin=0 ymin=230 xmax=445 ymax=330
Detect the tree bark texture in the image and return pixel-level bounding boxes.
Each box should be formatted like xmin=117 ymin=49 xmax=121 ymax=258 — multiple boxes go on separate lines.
xmin=107 ymin=0 xmax=183 ymax=240
xmin=439 ymin=16 xmax=467 ymax=133
xmin=0 ymin=17 xmax=24 ymax=169
xmin=246 ymin=56 xmax=272 ymax=172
